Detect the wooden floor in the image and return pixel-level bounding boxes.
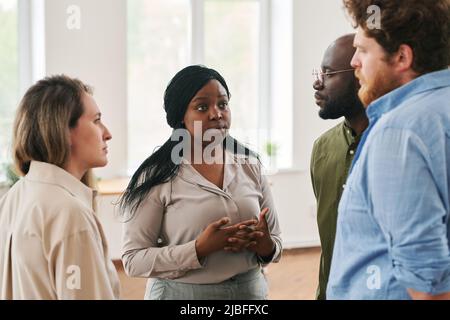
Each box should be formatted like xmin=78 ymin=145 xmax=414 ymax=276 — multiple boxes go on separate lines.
xmin=115 ymin=247 xmax=321 ymax=300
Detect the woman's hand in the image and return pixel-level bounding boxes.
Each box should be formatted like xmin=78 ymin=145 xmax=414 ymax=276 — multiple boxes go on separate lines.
xmin=222 ymin=219 xmax=260 ymax=253
xmin=225 ymin=208 xmax=275 ymax=259
xmin=195 ymin=217 xmax=257 ymax=259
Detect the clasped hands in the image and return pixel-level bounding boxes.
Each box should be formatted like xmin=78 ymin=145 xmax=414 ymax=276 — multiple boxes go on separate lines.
xmin=195 ymin=208 xmax=275 ymax=260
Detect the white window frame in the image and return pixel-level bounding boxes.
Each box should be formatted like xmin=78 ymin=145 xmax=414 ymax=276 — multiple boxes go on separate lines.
xmin=18 ymin=0 xmax=45 ymax=96
xmin=0 ymin=0 xmax=44 ymax=185
xmin=189 ymin=0 xmax=283 ymax=167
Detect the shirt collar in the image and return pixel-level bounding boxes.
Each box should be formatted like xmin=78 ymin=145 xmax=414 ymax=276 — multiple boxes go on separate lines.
xmin=343 ymin=120 xmax=364 ymax=142
xmin=25 ymin=161 xmax=96 ymax=210
xmin=180 ymin=148 xmax=238 ymax=192
xmin=366 ymin=68 xmax=450 ymax=122
xmin=343 ymin=120 xmax=355 ymax=138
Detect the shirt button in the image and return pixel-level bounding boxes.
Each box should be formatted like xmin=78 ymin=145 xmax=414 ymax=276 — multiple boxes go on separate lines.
xmin=343 ymin=184 xmax=346 ymax=189
xmin=349 ymin=150 xmax=355 ymax=155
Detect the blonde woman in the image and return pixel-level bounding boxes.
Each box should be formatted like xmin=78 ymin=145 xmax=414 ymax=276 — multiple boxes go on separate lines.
xmin=0 ymin=75 xmax=120 ymax=299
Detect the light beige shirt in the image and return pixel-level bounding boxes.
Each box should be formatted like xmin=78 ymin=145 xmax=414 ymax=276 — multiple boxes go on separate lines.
xmin=0 ymin=161 xmax=121 ymax=300
xmin=122 ymin=151 xmax=282 ymax=284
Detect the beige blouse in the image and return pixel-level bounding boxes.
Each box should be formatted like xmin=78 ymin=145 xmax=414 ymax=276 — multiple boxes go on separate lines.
xmin=122 ymin=150 xmax=282 ymax=284
xmin=0 ymin=161 xmax=120 ymax=300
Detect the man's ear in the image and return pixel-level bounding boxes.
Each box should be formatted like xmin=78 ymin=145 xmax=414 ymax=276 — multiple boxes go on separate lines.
xmin=394 ymin=44 xmax=414 ymax=72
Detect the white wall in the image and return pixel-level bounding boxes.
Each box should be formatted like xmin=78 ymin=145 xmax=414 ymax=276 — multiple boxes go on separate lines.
xmin=293 ymin=0 xmax=354 ymax=170
xmin=270 ymin=0 xmax=354 ymax=248
xmin=39 ymin=0 xmax=355 ymax=256
xmin=45 ymin=0 xmax=128 ymax=178
xmin=96 ymin=195 xmax=123 ymax=260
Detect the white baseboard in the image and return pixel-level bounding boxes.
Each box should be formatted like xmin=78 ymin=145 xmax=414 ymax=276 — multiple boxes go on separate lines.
xmin=282 ymin=240 xmax=321 ymax=249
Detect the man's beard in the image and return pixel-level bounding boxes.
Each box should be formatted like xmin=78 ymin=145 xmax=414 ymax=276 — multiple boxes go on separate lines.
xmin=319 ymin=94 xmax=360 ymax=120
xmin=356 ymin=68 xmax=402 ymax=108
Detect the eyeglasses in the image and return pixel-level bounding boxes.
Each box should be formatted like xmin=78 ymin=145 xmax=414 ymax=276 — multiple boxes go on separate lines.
xmin=312 ymin=68 xmax=355 ymax=84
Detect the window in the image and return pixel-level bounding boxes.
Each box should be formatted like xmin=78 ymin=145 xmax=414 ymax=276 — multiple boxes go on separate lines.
xmin=127 ymin=0 xmax=191 ymax=173
xmin=0 ymin=0 xmax=19 ymax=182
xmin=126 ymin=0 xmax=294 ymax=174
xmin=204 ymin=0 xmax=262 ymax=159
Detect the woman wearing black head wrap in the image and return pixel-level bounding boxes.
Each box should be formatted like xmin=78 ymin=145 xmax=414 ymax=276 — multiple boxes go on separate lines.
xmin=120 ymin=65 xmax=282 ymax=300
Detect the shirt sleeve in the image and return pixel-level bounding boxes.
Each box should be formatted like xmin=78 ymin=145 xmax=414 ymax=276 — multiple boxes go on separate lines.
xmin=121 ymin=194 xmax=204 ymax=279
xmin=51 ymin=230 xmax=119 ymax=300
xmin=367 ymin=128 xmax=450 ymax=295
xmin=257 ymin=165 xmax=283 ymax=265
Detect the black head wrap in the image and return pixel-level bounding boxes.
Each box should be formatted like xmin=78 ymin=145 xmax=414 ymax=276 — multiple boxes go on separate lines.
xmin=164 ymin=65 xmax=230 ymax=129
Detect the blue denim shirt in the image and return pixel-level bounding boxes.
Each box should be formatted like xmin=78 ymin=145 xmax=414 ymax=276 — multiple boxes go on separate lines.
xmin=327 ymin=69 xmax=450 ymax=300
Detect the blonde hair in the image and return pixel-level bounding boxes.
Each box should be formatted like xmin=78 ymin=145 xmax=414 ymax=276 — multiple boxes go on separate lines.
xmin=13 ymin=75 xmax=95 ymax=187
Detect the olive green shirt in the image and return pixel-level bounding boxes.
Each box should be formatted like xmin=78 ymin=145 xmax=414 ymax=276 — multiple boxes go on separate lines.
xmin=310 ymin=121 xmax=362 ymax=300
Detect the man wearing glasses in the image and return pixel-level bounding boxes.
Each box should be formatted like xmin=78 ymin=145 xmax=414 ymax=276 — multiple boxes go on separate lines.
xmin=310 ymin=33 xmax=368 ymax=300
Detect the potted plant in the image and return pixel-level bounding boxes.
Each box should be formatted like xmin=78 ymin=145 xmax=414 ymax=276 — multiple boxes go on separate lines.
xmin=264 ymin=141 xmax=279 ymax=170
